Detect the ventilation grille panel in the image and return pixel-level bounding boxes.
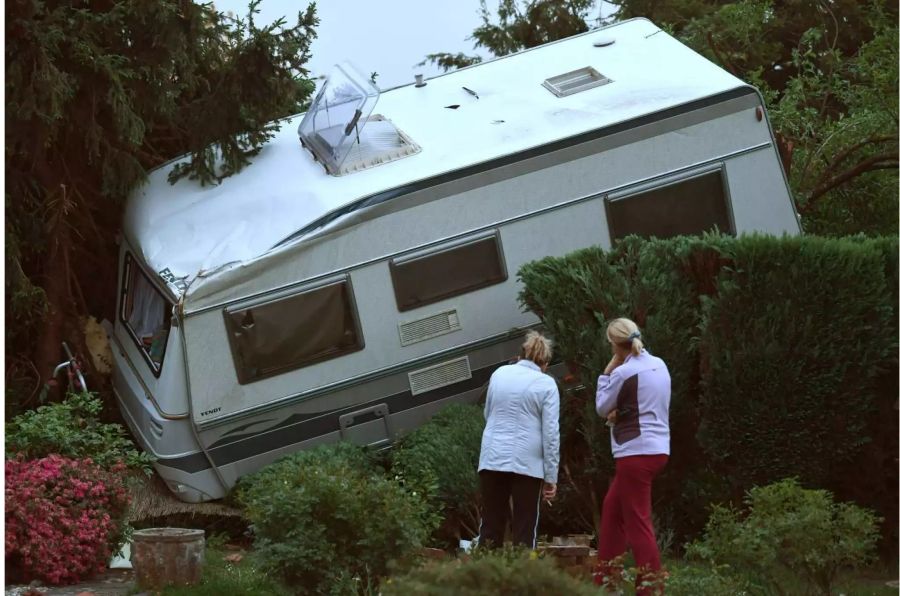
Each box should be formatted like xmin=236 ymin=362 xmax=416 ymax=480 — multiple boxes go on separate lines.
xmin=408 ymin=356 xmax=472 ymax=396
xmin=543 ymin=66 xmax=611 ymax=97
xmin=399 ymin=309 xmax=461 ymax=346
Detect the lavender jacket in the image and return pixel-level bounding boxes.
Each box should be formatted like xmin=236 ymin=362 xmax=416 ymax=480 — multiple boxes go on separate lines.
xmin=596 ymin=349 xmax=671 ymax=458
xmin=478 ymin=360 xmax=560 ymax=484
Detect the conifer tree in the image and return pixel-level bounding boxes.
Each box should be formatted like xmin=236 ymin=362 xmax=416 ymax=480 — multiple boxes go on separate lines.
xmin=5 ymin=0 xmax=318 ymax=402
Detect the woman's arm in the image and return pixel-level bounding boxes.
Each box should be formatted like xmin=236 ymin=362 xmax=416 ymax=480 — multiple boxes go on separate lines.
xmin=596 ymin=368 xmax=625 ymax=417
xmin=541 ymin=384 xmax=560 ymax=485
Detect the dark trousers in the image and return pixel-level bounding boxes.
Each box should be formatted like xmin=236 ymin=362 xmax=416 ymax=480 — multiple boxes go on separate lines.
xmin=478 ymin=470 xmax=544 ymax=549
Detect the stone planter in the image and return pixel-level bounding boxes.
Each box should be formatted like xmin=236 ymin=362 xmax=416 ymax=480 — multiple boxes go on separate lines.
xmin=132 ymin=528 xmax=205 ymax=590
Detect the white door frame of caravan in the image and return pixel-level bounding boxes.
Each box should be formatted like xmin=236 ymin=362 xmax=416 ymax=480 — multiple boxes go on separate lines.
xmin=176 ymin=302 xmax=230 ymax=497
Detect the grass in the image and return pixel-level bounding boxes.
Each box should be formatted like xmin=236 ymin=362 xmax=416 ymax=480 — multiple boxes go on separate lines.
xmin=148 ymin=539 xmax=288 ymax=596
xmin=662 ymin=559 xmax=898 ymax=596
xmin=131 ymin=542 xmax=898 ymax=596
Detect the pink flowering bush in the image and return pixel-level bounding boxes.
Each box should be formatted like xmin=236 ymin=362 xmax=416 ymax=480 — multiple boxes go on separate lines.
xmin=5 ymin=454 xmax=130 ymax=585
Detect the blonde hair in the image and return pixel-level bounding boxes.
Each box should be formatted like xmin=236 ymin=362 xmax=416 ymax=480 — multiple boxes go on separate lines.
xmin=520 ymin=330 xmax=553 ymax=367
xmin=606 ymin=317 xmax=644 ymax=357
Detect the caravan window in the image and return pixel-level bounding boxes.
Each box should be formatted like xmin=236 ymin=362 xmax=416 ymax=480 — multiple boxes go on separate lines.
xmin=224 ymin=278 xmax=364 ymax=384
xmin=390 ymin=232 xmax=508 ymax=312
xmin=120 ymin=254 xmax=173 ymax=374
xmin=605 ymin=169 xmax=734 ymax=241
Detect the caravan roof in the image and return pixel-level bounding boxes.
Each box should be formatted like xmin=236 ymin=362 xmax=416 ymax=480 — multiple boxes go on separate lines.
xmin=123 ymin=18 xmax=747 ymax=288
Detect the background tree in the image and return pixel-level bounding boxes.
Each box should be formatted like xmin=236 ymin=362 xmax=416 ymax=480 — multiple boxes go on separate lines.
xmin=5 ymin=0 xmax=318 ymax=409
xmin=420 ymin=0 xmax=599 ymax=71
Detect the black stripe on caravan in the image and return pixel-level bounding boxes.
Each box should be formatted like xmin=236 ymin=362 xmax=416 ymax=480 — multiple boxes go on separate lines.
xmin=276 ymin=86 xmax=759 ymax=246
xmin=155 ymin=359 xmax=506 ymax=474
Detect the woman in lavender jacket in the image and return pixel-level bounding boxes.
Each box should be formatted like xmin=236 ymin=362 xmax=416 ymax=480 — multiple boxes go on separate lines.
xmin=593 ymin=318 xmax=671 ymax=593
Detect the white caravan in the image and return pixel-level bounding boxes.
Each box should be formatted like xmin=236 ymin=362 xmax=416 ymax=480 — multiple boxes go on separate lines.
xmin=110 ymin=18 xmax=800 ymax=502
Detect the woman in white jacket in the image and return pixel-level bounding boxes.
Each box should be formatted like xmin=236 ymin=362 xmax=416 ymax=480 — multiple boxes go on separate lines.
xmin=477 ymin=331 xmax=560 ymax=549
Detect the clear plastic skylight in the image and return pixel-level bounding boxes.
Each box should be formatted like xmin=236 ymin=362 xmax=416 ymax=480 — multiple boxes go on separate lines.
xmin=297 ymin=62 xmax=380 ymax=175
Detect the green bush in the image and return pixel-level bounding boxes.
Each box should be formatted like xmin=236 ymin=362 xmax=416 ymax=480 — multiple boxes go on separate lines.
xmin=697 ymin=235 xmax=893 ymax=488
xmin=686 ymin=478 xmax=881 ymax=595
xmin=391 ymin=404 xmax=484 ymax=545
xmin=382 ymin=550 xmax=598 ymax=596
xmin=5 ymin=391 xmax=153 ymax=472
xmin=238 ymin=442 xmax=433 ymax=595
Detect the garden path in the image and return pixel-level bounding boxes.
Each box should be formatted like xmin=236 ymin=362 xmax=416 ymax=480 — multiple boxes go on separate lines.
xmin=5 ymin=570 xmax=136 ymax=596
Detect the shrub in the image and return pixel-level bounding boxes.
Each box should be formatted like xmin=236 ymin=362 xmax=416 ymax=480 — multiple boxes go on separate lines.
xmin=5 ymin=455 xmax=131 ymax=585
xmin=382 ymin=550 xmax=598 ymax=596
xmin=686 ymin=478 xmax=881 ymax=595
xmin=391 ymin=404 xmax=484 ymax=545
xmin=5 ymin=391 xmax=153 ymax=472
xmin=238 ymin=442 xmax=433 ymax=595
xmin=697 ymin=235 xmax=893 ymax=489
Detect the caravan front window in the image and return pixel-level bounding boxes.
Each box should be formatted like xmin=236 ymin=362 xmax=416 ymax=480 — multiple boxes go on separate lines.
xmin=120 ymin=254 xmax=173 ymax=374
xmin=605 ymin=169 xmax=734 ymax=240
xmin=224 ymin=277 xmax=364 ymax=384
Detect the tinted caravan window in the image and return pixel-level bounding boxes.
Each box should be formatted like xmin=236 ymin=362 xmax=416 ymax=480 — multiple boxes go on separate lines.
xmin=120 ymin=254 xmax=173 ymax=375
xmin=606 ymin=170 xmax=734 ymax=241
xmin=390 ymin=232 xmax=507 ymax=312
xmin=224 ymin=278 xmax=363 ymax=384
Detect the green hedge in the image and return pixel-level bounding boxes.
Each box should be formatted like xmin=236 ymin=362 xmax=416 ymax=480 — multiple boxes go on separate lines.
xmin=696 ymin=235 xmax=892 ymax=487
xmin=518 ymin=233 xmax=898 ymax=546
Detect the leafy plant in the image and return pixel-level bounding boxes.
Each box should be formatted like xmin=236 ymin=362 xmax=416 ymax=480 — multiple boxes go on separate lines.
xmin=382 ymin=549 xmax=599 ymax=595
xmin=5 ymin=455 xmax=131 ymax=585
xmin=686 ymin=478 xmax=881 ymax=595
xmin=238 ymin=442 xmax=434 ymax=595
xmin=391 ymin=404 xmax=485 ymax=545
xmin=5 ymin=391 xmax=153 ymax=472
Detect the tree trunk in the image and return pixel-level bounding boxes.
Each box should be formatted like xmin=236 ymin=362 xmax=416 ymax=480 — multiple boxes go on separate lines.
xmin=34 ymin=186 xmax=74 ymax=399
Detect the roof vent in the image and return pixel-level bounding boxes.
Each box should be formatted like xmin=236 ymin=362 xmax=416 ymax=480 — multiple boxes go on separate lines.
xmin=543 ymin=66 xmax=611 ymax=98
xmin=334 ymin=115 xmax=421 ymax=176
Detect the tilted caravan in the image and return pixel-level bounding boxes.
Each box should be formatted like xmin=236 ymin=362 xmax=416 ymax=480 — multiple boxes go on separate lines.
xmin=110 ymin=18 xmax=800 ymax=502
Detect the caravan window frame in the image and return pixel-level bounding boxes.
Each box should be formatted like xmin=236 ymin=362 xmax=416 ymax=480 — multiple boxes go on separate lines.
xmin=223 ymin=275 xmax=365 ymax=385
xmin=119 ymin=253 xmax=174 ymax=377
xmin=604 ymin=165 xmax=735 ymax=241
xmin=389 ymin=230 xmax=508 ymax=312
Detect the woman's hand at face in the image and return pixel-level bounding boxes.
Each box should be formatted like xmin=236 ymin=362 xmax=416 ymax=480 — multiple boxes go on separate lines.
xmin=604 ymin=354 xmax=625 ymax=375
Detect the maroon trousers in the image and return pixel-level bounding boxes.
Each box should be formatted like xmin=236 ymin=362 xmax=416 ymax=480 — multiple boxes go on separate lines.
xmin=594 ymin=454 xmax=668 ymax=594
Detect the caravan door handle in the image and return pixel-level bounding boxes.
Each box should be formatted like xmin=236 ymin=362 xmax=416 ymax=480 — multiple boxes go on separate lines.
xmin=339 ymin=403 xmax=389 ymax=430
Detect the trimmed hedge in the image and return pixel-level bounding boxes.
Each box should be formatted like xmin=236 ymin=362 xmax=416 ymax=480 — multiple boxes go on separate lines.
xmin=518 ymin=233 xmax=898 ymax=545
xmin=696 ymin=235 xmax=892 ymax=487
